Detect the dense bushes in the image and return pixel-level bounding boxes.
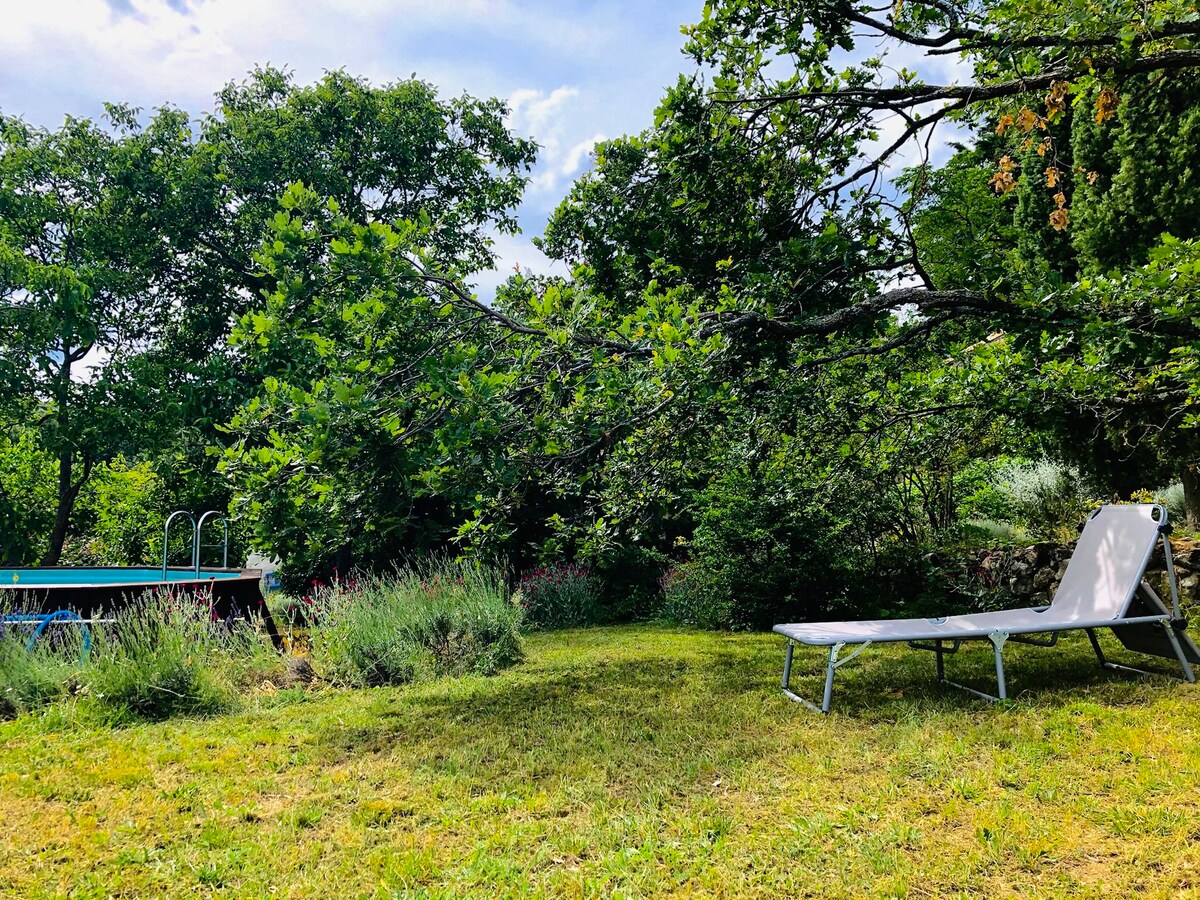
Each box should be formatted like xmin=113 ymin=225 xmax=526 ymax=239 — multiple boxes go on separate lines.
xmin=64 ymin=457 xmax=165 ymax=566
xmin=956 ymin=458 xmax=1097 ymax=542
xmin=82 ymin=594 xmax=273 ymax=722
xmin=305 ymin=561 xmax=522 ymax=687
xmin=659 ymin=470 xmax=865 ymax=630
xmin=516 ymin=563 xmax=603 ymax=629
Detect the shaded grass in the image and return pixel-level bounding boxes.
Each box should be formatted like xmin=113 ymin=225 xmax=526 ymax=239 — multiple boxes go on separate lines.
xmin=1 ymin=625 xmax=1199 ymax=897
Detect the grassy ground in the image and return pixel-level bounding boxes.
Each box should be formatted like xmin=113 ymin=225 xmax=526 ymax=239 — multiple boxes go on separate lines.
xmin=1 ymin=625 xmax=1199 ymax=898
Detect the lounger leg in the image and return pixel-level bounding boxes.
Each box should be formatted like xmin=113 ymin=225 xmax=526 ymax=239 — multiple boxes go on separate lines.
xmin=1160 ymin=621 xmax=1197 ymax=684
xmin=940 ymin=633 xmax=1009 ymax=703
xmin=781 ymin=642 xmax=838 ymax=714
xmin=821 ymin=643 xmax=841 ymax=714
xmin=1086 ymin=628 xmax=1107 ymax=667
xmin=781 ymin=641 xmax=824 ymax=712
xmin=781 ymin=640 xmax=870 ymax=714
xmin=990 ymin=631 xmax=1009 ymax=700
xmin=1090 ymin=623 xmax=1194 ymax=682
xmin=935 ymin=640 xmax=945 ymax=682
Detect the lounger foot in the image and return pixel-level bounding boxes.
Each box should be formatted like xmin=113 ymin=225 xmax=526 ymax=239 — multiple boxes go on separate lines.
xmin=941 ymin=679 xmax=1005 ymax=703
xmin=1089 ymin=625 xmax=1196 ymax=683
xmin=781 ymin=688 xmax=826 ymax=713
xmin=1099 ymin=661 xmax=1159 ymax=678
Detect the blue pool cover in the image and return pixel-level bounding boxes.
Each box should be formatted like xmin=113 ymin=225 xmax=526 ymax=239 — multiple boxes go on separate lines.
xmin=0 ymin=568 xmax=246 ymax=588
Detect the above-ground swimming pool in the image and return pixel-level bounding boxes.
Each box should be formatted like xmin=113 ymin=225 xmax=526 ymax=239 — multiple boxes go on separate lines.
xmin=0 ymin=566 xmax=278 ymax=643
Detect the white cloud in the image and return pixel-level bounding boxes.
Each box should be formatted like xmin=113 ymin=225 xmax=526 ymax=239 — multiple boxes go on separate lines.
xmin=505 ymin=87 xmax=602 ymax=196
xmin=560 ymin=133 xmax=605 ymax=176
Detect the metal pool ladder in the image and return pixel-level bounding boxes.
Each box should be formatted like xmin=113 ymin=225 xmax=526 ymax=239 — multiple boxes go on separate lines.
xmin=162 ymin=510 xmax=231 ymax=579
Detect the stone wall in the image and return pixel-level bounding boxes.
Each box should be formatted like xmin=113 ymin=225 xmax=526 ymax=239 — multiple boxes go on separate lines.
xmin=958 ymin=539 xmax=1200 ymax=608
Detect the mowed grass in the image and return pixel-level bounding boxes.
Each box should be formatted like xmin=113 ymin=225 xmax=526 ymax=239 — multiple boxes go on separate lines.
xmin=1 ymin=625 xmax=1199 ymax=898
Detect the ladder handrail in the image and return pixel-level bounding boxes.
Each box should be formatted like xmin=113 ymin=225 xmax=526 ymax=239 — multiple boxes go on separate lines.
xmin=196 ymin=510 xmax=230 ymax=572
xmin=162 ymin=510 xmax=198 ymax=580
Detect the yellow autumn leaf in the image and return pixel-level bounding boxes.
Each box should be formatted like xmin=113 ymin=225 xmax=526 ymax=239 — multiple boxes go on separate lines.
xmin=1087 ymin=170 xmax=1101 ymax=185
xmin=995 ymin=114 xmax=1014 ymax=136
xmin=1053 ymin=191 xmax=1067 ymax=209
xmin=1045 ymin=80 xmax=1070 ymax=117
xmin=998 ymin=155 xmax=1016 ymax=172
xmin=1045 ymin=167 xmax=1059 ymax=188
xmin=989 ymin=171 xmax=1017 ymax=194
xmin=1095 ymin=87 xmax=1119 ymax=123
xmin=1036 ymin=138 xmax=1052 ymax=157
xmin=1049 ymin=208 xmax=1070 ymax=231
xmin=1016 ymin=107 xmax=1040 ymax=133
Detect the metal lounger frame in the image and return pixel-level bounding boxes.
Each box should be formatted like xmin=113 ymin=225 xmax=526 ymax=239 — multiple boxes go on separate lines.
xmin=779 ymin=518 xmax=1197 ymax=714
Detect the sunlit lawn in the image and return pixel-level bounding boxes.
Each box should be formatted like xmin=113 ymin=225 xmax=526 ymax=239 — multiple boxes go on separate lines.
xmin=2 ymin=625 xmax=1199 ymax=898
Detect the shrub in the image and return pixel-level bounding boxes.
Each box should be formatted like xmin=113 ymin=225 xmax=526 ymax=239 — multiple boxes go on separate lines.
xmin=0 ymin=427 xmax=58 ymax=566
xmin=1155 ymin=482 xmax=1188 ymax=523
xmin=957 ymin=458 xmax=1096 ymax=542
xmin=63 ymin=457 xmax=164 ymax=565
xmin=307 ymin=560 xmax=522 ymax=687
xmin=1002 ymin=460 xmax=1095 ymax=540
xmin=667 ymin=470 xmax=864 ymax=630
xmin=589 ymin=546 xmax=667 ymax=624
xmin=658 ymin=563 xmax=733 ymax=630
xmin=516 ymin=563 xmax=603 ymax=629
xmin=83 ymin=592 xmax=264 ymax=722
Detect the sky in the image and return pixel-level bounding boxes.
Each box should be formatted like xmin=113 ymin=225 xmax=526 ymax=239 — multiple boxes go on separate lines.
xmin=0 ymin=0 xmax=703 ymax=299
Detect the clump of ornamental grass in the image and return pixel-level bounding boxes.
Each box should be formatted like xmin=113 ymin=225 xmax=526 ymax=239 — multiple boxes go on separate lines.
xmin=82 ymin=591 xmax=276 ymax=723
xmin=306 ymin=559 xmax=523 ymax=687
xmin=515 ymin=562 xmax=604 ymax=629
xmin=0 ymin=623 xmax=86 ymax=719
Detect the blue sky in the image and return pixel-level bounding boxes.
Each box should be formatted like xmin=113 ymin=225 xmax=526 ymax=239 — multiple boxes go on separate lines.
xmin=0 ymin=0 xmax=703 ymax=297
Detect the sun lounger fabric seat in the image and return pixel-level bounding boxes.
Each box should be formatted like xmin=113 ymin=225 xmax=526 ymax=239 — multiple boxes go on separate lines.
xmin=774 ymin=504 xmax=1198 ymax=712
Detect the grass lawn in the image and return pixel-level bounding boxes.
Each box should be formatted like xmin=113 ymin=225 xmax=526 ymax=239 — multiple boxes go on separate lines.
xmin=1 ymin=625 xmax=1199 ymax=898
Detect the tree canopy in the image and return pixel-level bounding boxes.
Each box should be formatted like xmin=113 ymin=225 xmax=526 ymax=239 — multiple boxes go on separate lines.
xmin=2 ymin=1 xmax=1200 ymax=625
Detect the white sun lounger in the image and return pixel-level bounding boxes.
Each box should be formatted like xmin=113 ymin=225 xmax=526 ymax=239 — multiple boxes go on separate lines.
xmin=774 ymin=504 xmax=1198 ymax=712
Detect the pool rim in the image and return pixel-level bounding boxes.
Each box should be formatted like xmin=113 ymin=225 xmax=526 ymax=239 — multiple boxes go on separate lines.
xmin=0 ymin=566 xmax=264 ymax=590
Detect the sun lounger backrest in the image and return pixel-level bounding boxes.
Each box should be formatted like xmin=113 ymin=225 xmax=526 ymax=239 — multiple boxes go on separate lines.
xmin=1047 ymin=504 xmax=1165 ymax=623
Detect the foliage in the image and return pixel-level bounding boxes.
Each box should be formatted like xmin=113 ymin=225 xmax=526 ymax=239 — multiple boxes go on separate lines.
xmin=0 ymin=109 xmax=192 ymax=562
xmin=0 ymin=427 xmax=57 ymax=565
xmin=999 ymin=460 xmax=1097 ymax=541
xmin=0 ymin=67 xmax=537 ymax=567
xmin=675 ymin=468 xmax=865 ymax=630
xmin=305 ymin=561 xmax=522 ymax=687
xmin=1069 ymin=73 xmax=1200 ymax=275
xmin=62 ymin=456 xmax=163 ymax=565
xmin=516 ymin=563 xmax=604 ymax=629
xmin=5 ymin=0 xmax=1200 ymax=630
xmin=658 ymin=563 xmax=732 ymax=630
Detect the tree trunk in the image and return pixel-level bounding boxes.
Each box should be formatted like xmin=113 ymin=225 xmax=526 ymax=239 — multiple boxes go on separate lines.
xmin=1182 ymin=464 xmax=1200 ymax=525
xmin=39 ymin=341 xmax=90 ymax=566
xmin=41 ymin=451 xmax=90 ymax=566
